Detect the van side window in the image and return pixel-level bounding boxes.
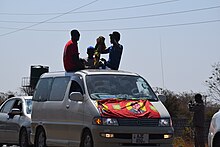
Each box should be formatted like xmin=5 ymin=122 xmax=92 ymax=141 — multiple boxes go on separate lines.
xmin=49 ymin=77 xmax=70 ymax=101
xmin=69 ymin=81 xmax=83 ymax=95
xmin=33 ymin=78 xmax=53 ymax=101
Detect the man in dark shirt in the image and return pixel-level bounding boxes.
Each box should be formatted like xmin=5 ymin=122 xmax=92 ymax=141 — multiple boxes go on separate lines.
xmin=63 ymin=29 xmax=84 ymax=72
xmin=189 ymin=93 xmax=205 ymax=147
xmin=102 ymin=31 xmax=123 ymax=70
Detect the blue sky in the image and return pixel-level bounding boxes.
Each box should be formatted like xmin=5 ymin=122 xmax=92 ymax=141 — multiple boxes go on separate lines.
xmin=0 ymin=0 xmax=220 ymax=94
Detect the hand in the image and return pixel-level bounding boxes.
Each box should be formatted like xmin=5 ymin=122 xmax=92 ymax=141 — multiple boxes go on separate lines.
xmin=100 ymin=58 xmax=106 ymax=65
xmin=100 ymin=58 xmax=106 ymax=62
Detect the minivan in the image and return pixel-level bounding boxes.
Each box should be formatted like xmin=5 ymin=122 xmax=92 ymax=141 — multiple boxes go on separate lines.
xmin=30 ymin=69 xmax=174 ymax=147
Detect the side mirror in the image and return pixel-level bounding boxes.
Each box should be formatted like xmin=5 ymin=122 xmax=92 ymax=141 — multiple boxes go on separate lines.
xmin=8 ymin=108 xmax=22 ymax=116
xmin=158 ymin=94 xmax=166 ymax=103
xmin=69 ymin=92 xmax=84 ymax=102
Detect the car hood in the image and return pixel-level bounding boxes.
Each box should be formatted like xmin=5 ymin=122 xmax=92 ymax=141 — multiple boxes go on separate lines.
xmin=94 ymin=99 xmax=170 ymax=118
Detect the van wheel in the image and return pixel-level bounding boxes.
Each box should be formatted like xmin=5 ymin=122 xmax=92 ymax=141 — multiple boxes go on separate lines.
xmin=19 ymin=128 xmax=29 ymax=147
xmin=81 ymin=130 xmax=93 ymax=147
xmin=35 ymin=128 xmax=46 ymax=147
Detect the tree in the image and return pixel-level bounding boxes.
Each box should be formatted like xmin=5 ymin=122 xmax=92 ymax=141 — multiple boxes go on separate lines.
xmin=153 ymin=87 xmax=212 ymax=119
xmin=0 ymin=91 xmax=17 ymax=105
xmin=154 ymin=88 xmax=180 ymax=117
xmin=20 ymin=87 xmax=34 ymax=96
xmin=160 ymin=89 xmax=180 ymax=118
xmin=205 ymin=62 xmax=220 ymax=102
xmin=0 ymin=92 xmax=6 ymax=105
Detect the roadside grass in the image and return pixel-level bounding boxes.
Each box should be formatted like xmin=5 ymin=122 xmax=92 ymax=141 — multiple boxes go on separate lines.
xmin=173 ymin=137 xmax=208 ymax=147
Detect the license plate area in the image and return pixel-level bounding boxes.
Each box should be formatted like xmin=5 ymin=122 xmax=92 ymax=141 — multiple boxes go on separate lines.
xmin=132 ymin=134 xmax=149 ymax=144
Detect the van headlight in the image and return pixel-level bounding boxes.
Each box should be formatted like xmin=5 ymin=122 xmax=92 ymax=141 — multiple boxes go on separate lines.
xmin=159 ymin=118 xmax=171 ymax=127
xmin=93 ymin=117 xmax=119 ymax=126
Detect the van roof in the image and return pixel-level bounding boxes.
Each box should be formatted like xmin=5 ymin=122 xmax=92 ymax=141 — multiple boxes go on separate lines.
xmin=40 ymin=69 xmax=139 ymax=78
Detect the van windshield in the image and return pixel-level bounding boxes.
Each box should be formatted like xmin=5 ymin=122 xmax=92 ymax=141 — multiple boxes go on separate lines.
xmin=86 ymin=75 xmax=158 ymax=101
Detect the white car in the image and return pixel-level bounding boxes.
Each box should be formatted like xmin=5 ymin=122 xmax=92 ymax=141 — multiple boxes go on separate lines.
xmin=208 ymin=109 xmax=220 ymax=147
xmin=0 ymin=96 xmax=32 ymax=147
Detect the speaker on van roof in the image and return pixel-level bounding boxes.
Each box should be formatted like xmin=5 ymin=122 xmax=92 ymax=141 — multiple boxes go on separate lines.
xmin=30 ymin=65 xmax=49 ymax=89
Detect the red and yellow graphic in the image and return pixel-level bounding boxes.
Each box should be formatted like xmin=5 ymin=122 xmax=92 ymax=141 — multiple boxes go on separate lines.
xmin=97 ymin=99 xmax=160 ymax=118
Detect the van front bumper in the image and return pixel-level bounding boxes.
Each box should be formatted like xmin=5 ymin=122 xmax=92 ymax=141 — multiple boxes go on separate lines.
xmin=91 ymin=125 xmax=174 ymax=147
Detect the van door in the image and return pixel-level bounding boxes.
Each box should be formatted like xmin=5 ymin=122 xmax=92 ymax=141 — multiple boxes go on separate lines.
xmin=65 ymin=76 xmax=84 ymax=146
xmin=45 ymin=76 xmax=70 ymax=145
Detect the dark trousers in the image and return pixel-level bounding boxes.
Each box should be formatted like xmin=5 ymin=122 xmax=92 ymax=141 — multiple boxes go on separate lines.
xmin=194 ymin=127 xmax=205 ymax=147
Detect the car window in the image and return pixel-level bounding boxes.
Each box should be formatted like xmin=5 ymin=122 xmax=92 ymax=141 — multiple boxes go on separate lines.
xmin=49 ymin=77 xmax=70 ymax=101
xmin=25 ymin=99 xmax=32 ymax=114
xmin=12 ymin=100 xmax=23 ymax=111
xmin=33 ymin=78 xmax=53 ymax=101
xmin=0 ymin=99 xmax=15 ymax=113
xmin=86 ymin=75 xmax=157 ymax=101
xmin=136 ymin=78 xmax=151 ymax=97
xmin=69 ymin=81 xmax=83 ymax=95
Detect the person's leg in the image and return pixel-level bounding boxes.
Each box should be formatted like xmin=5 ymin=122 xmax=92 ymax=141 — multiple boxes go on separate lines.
xmin=197 ymin=127 xmax=205 ymax=147
xmin=194 ymin=127 xmax=199 ymax=147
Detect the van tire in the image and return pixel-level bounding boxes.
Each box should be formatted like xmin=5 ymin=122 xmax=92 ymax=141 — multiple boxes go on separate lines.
xmin=35 ymin=128 xmax=46 ymax=147
xmin=19 ymin=128 xmax=30 ymax=147
xmin=80 ymin=130 xmax=93 ymax=147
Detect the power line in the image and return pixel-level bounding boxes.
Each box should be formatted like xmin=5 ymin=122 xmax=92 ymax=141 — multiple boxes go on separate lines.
xmin=71 ymin=0 xmax=181 ymax=14
xmin=0 ymin=0 xmax=98 ymax=37
xmin=1 ymin=5 xmax=219 ymax=24
xmin=102 ymin=19 xmax=220 ymax=31
xmin=0 ymin=0 xmax=180 ymax=16
xmin=49 ymin=5 xmax=220 ymax=23
xmin=1 ymin=19 xmax=220 ymax=33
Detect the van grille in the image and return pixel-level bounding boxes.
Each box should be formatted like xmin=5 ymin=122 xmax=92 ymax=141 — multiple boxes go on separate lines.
xmin=117 ymin=118 xmax=159 ymax=126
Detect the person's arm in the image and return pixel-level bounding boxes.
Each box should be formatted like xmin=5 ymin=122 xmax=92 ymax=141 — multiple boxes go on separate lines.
xmin=72 ymin=53 xmax=79 ymax=62
xmin=71 ymin=54 xmax=84 ymax=70
xmin=101 ymin=47 xmax=110 ymax=54
xmin=72 ymin=43 xmax=84 ymax=69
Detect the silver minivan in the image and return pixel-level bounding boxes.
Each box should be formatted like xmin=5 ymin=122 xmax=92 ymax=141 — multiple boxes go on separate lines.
xmin=30 ymin=69 xmax=174 ymax=147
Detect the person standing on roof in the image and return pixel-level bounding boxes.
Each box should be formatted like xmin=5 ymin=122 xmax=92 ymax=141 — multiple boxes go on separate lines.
xmin=63 ymin=29 xmax=84 ymax=72
xmin=101 ymin=31 xmax=123 ymax=70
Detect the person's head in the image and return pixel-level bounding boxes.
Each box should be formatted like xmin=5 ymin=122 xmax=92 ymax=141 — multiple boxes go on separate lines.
xmin=194 ymin=93 xmax=203 ymax=103
xmin=87 ymin=46 xmax=95 ymax=56
xmin=109 ymin=31 xmax=120 ymax=44
xmin=96 ymin=36 xmax=105 ymax=44
xmin=71 ymin=29 xmax=80 ymax=42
